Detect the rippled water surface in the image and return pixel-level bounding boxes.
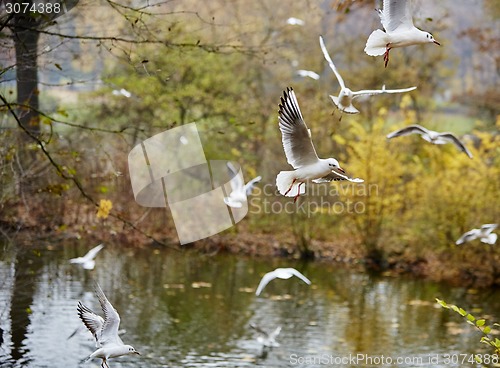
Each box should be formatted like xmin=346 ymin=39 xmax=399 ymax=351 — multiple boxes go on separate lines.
xmin=1 ymin=241 xmax=499 ymax=367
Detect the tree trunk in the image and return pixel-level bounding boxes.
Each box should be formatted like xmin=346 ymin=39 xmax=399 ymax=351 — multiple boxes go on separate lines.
xmin=12 ymin=5 xmax=40 ymax=136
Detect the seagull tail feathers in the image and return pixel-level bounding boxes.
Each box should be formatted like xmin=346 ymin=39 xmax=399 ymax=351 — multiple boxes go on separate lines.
xmin=276 ymin=171 xmax=304 ymax=197
xmin=364 ymin=29 xmax=388 ymax=56
xmin=482 ymin=233 xmax=498 ymax=245
xmin=330 ymin=95 xmax=359 ymax=114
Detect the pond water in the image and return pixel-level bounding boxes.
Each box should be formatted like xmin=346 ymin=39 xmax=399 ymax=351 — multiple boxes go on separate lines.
xmin=0 ymin=240 xmax=499 ymax=368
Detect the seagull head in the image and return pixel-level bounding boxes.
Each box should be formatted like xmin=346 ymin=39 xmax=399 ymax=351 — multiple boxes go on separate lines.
xmin=126 ymin=345 xmax=141 ymax=355
xmin=326 ymin=158 xmax=345 ymax=173
xmin=424 ymin=32 xmax=440 ymax=46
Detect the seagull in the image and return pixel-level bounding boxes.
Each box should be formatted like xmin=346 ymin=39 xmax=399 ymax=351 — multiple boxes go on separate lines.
xmin=286 ymin=17 xmax=305 ymax=26
xmin=276 ymin=87 xmax=363 ymax=201
xmin=364 ymin=0 xmax=441 ymax=67
xmin=456 ymin=224 xmax=498 ymax=245
xmin=255 ymin=267 xmax=311 ymax=296
xmin=224 ymin=162 xmax=262 ymax=208
xmin=296 ymin=69 xmax=320 ymax=80
xmin=386 ymin=124 xmax=473 ymax=158
xmin=111 ymin=88 xmax=132 ymax=98
xmin=320 ymin=36 xmax=416 ymax=117
xmin=69 ymin=243 xmax=104 ymax=270
xmin=78 ymin=283 xmax=140 ymax=368
xmin=250 ymin=323 xmax=281 ymax=348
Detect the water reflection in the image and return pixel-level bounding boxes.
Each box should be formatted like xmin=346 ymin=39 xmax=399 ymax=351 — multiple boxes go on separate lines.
xmin=0 ymin=240 xmax=499 ymax=367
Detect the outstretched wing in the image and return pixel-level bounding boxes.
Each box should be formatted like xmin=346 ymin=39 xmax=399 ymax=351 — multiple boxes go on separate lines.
xmin=244 ymin=176 xmax=262 ymax=196
xmin=456 ymin=229 xmax=478 ymax=245
xmin=386 ymin=124 xmax=430 ymax=139
xmin=278 ymin=88 xmax=319 ymax=169
xmin=77 ymin=301 xmax=104 ymax=345
xmin=313 ymin=171 xmax=364 ymax=183
xmin=285 ymin=268 xmax=312 ymax=285
xmin=438 ymin=133 xmax=473 ymax=159
xmin=95 ymin=283 xmax=123 ymax=346
xmin=249 ymin=323 xmax=269 ymax=337
xmin=352 ymin=85 xmax=416 ymax=98
xmin=480 ymin=224 xmax=498 ymax=234
xmin=379 ymin=0 xmax=414 ymax=33
xmin=319 ymin=36 xmax=346 ymax=90
xmin=226 ymin=161 xmax=244 ymax=193
xmin=82 ymin=244 xmax=104 ymax=262
xmin=255 ymin=271 xmax=277 ymax=296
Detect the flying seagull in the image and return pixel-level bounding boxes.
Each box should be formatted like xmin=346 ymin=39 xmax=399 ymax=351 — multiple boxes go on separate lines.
xmin=364 ymin=0 xmax=440 ymax=67
xmin=224 ymin=162 xmax=262 ymax=208
xmin=456 ymin=224 xmax=498 ymax=245
xmin=320 ymin=36 xmax=416 ymax=117
xmin=386 ymin=124 xmax=473 ymax=158
xmin=296 ymin=69 xmax=320 ymax=80
xmin=276 ymin=87 xmax=363 ymax=201
xmin=250 ymin=323 xmax=281 ymax=348
xmin=78 ymin=283 xmax=140 ymax=368
xmin=286 ymin=17 xmax=305 ymax=26
xmin=70 ymin=244 xmax=104 ymax=270
xmin=255 ymin=267 xmax=311 ymax=296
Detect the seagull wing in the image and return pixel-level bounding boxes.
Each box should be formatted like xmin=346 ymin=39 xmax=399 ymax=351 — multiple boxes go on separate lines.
xmin=319 ymin=36 xmax=346 ymax=90
xmin=249 ymin=323 xmax=269 ymax=337
xmin=77 ymin=301 xmax=104 ymax=345
xmin=285 ymin=268 xmax=312 ymax=285
xmin=255 ymin=271 xmax=277 ymax=296
xmin=278 ymin=88 xmax=319 ymax=169
xmin=296 ymin=70 xmax=320 ymax=80
xmin=244 ymin=176 xmax=262 ymax=196
xmin=352 ymin=86 xmax=416 ymax=98
xmin=437 ymin=133 xmax=473 ymax=158
xmin=386 ymin=124 xmax=430 ymax=139
xmin=82 ymin=244 xmax=104 ymax=262
xmin=226 ymin=161 xmax=244 ymax=193
xmin=380 ymin=0 xmax=414 ymax=33
xmin=456 ymin=229 xmax=478 ymax=245
xmin=480 ymin=224 xmax=498 ymax=234
xmin=269 ymin=326 xmax=282 ymax=340
xmin=312 ymin=170 xmax=364 ymax=183
xmin=95 ymin=283 xmax=122 ymax=346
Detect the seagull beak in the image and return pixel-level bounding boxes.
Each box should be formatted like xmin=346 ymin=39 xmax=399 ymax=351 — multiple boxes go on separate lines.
xmin=433 ymin=40 xmax=441 ymax=46
xmin=336 ymin=167 xmax=345 ymax=174
xmin=135 ymin=351 xmax=141 ymax=355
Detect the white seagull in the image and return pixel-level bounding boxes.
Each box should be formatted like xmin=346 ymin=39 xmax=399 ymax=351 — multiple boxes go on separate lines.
xmin=364 ymin=0 xmax=441 ymax=67
xmin=78 ymin=283 xmax=140 ymax=368
xmin=296 ymin=69 xmax=320 ymax=80
xmin=250 ymin=323 xmax=281 ymax=348
xmin=255 ymin=267 xmax=311 ymax=296
xmin=276 ymin=87 xmax=363 ymax=201
xmin=286 ymin=17 xmax=305 ymax=26
xmin=69 ymin=243 xmax=104 ymax=270
xmin=456 ymin=224 xmax=498 ymax=245
xmin=320 ymin=36 xmax=416 ymax=116
xmin=224 ymin=162 xmax=262 ymax=208
xmin=386 ymin=124 xmax=473 ymax=158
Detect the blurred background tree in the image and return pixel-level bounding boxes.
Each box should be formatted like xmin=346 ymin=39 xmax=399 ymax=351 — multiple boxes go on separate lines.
xmin=0 ymin=0 xmax=498 ymax=283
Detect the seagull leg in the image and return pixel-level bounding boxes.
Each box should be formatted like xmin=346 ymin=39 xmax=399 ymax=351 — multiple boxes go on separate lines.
xmin=293 ymin=182 xmax=304 ymax=203
xmin=284 ymin=179 xmax=296 ymax=196
xmin=383 ymin=44 xmax=391 ymax=68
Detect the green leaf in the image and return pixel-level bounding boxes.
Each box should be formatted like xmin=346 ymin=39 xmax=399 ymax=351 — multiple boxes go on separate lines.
xmin=458 ymin=308 xmax=467 ymax=317
xmin=466 ymin=314 xmax=476 ymax=322
xmin=475 ymin=355 xmax=482 ymax=363
xmin=436 ymin=298 xmax=448 ymax=308
xmin=481 ymin=336 xmax=491 ymax=344
xmin=476 ymin=319 xmax=486 ymax=327
xmin=483 ymin=326 xmax=491 ymax=334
